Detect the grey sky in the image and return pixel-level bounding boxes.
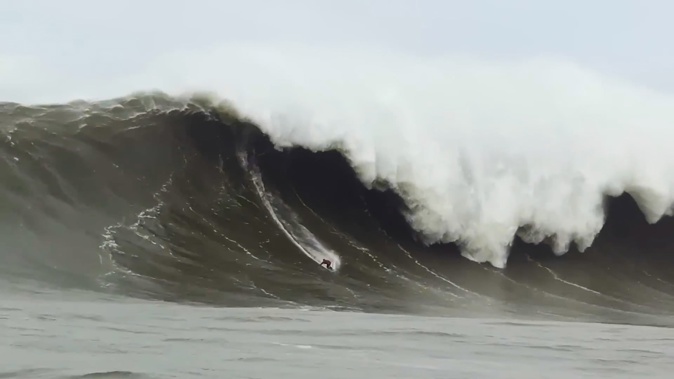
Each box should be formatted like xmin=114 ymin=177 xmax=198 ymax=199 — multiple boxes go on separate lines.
xmin=1 ymin=0 xmax=673 ymax=102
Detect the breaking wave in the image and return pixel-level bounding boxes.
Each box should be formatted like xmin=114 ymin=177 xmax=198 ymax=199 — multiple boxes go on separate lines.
xmin=115 ymin=44 xmax=674 ymax=269
xmin=2 ymin=45 xmax=674 ymax=324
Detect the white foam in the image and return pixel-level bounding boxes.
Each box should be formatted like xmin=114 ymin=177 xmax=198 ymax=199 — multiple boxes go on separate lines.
xmin=17 ymin=42 xmax=674 ymax=267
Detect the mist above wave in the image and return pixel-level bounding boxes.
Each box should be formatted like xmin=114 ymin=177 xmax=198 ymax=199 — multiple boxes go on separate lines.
xmin=12 ymin=43 xmax=674 ymax=267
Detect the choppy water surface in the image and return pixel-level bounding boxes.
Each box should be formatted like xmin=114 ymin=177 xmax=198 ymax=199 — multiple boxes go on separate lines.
xmin=4 ymin=293 xmax=674 ymax=379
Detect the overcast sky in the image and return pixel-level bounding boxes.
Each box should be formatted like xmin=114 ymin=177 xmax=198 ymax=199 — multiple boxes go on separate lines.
xmin=1 ymin=0 xmax=673 ymax=102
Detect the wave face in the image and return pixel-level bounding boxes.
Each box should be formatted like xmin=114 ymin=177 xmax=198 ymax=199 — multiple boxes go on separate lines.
xmin=1 ymin=91 xmax=674 ymax=326
xmin=112 ymin=43 xmax=674 ymax=270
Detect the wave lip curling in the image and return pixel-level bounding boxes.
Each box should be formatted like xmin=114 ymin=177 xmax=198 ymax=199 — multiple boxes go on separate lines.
xmin=11 ymin=42 xmax=674 ymax=268
xmin=191 ymin=46 xmax=674 ymax=268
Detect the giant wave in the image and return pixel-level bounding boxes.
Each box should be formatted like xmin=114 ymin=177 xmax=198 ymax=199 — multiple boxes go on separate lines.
xmin=114 ymin=43 xmax=674 ymax=268
xmin=2 ymin=43 xmax=674 ymax=324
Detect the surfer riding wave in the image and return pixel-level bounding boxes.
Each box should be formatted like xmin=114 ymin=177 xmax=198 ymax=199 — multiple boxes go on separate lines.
xmin=320 ymin=259 xmax=333 ymax=270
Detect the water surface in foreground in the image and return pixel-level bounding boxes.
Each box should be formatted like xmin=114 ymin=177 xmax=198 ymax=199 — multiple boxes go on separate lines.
xmin=3 ymin=291 xmax=673 ymax=379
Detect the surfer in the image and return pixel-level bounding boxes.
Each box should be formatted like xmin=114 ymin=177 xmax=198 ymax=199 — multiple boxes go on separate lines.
xmin=320 ymin=259 xmax=333 ymax=270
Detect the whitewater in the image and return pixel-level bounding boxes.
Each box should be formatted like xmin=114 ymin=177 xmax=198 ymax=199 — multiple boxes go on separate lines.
xmin=17 ymin=42 xmax=668 ymax=268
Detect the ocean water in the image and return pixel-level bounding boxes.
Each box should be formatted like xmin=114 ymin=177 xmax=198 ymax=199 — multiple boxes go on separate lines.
xmin=4 ymin=292 xmax=674 ymax=379
xmin=2 ymin=26 xmax=674 ymax=377
xmin=1 ymin=92 xmax=673 ymax=378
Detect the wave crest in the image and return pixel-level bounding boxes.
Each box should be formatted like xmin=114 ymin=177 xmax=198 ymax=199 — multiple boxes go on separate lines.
xmin=10 ymin=41 xmax=674 ymax=268
xmin=161 ymin=45 xmax=674 ymax=268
